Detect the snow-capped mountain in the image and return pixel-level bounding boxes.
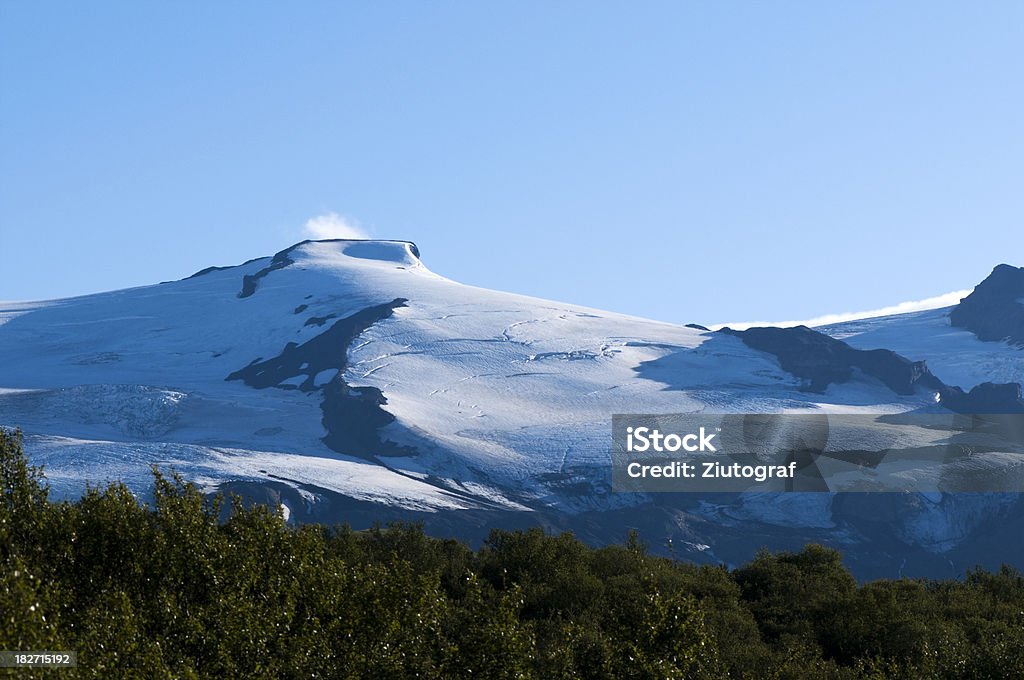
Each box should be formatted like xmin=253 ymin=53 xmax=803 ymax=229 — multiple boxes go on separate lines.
xmin=2 ymin=241 xmax=1022 ymax=579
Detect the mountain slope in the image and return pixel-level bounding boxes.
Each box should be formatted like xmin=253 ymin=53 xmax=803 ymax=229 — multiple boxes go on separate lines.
xmin=2 ymin=242 xmax=1022 ymax=578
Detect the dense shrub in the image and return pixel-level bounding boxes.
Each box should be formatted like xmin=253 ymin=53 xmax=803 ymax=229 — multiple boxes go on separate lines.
xmin=2 ymin=428 xmax=1023 ymax=678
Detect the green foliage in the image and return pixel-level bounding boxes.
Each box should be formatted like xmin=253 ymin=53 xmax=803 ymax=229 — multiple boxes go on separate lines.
xmin=2 ymin=427 xmax=1024 ymax=678
xmin=734 ymin=544 xmax=857 ymax=645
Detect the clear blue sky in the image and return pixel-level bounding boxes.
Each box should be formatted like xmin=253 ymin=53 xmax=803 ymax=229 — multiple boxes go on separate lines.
xmin=1 ymin=2 xmax=1021 ymax=325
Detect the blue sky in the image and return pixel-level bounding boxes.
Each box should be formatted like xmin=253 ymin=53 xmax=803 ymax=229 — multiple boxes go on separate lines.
xmin=1 ymin=2 xmax=1021 ymax=326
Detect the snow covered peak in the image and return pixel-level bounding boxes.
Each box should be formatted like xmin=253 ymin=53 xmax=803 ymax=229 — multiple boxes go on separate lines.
xmin=227 ymin=239 xmax=431 ymax=299
xmin=292 ymin=239 xmax=422 ymax=268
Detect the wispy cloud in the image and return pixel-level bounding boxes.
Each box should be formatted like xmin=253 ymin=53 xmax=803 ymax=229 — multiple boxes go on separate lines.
xmin=302 ymin=212 xmax=369 ymax=240
xmin=710 ymin=290 xmax=972 ymax=331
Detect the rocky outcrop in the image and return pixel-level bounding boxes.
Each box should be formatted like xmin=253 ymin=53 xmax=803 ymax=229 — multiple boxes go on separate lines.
xmin=721 ymin=325 xmax=1024 ymax=413
xmin=227 ymin=298 xmax=415 ymax=458
xmin=950 ymin=264 xmax=1024 ymax=345
xmin=940 ymin=382 xmax=1024 ymax=414
xmin=238 ymin=245 xmax=300 ymax=298
xmin=720 ymin=325 xmax=941 ymax=394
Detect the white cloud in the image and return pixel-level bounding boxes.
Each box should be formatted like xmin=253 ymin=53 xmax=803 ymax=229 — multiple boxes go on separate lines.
xmin=710 ymin=289 xmax=972 ymax=331
xmin=302 ymin=212 xmax=369 ymax=240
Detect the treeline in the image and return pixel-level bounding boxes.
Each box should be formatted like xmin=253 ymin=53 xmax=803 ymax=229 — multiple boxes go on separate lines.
xmin=2 ymin=428 xmax=1024 ymax=679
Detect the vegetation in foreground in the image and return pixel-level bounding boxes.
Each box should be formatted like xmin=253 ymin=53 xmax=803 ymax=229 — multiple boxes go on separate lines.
xmin=2 ymin=428 xmax=1024 ymax=679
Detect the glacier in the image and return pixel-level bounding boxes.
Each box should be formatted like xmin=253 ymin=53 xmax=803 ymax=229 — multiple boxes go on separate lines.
xmin=2 ymin=239 xmax=1022 ymax=579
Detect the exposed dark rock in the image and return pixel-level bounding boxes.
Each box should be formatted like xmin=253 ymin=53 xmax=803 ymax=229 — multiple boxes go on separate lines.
xmin=721 ymin=325 xmax=1024 ymax=413
xmin=227 ymin=298 xmax=415 ymax=458
xmin=188 ymin=265 xmax=233 ymax=279
xmin=185 ymin=256 xmax=264 ymax=280
xmin=305 ymin=314 xmax=337 ymax=327
xmin=685 ymin=323 xmax=710 ymax=331
xmin=940 ymin=382 xmax=1024 ymax=414
xmin=720 ymin=325 xmax=942 ymax=395
xmin=293 ymin=304 xmax=308 ymax=314
xmin=950 ymin=264 xmax=1024 ymax=345
xmin=238 ymin=246 xmax=300 ymax=298
xmin=227 ymin=298 xmax=406 ymax=391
